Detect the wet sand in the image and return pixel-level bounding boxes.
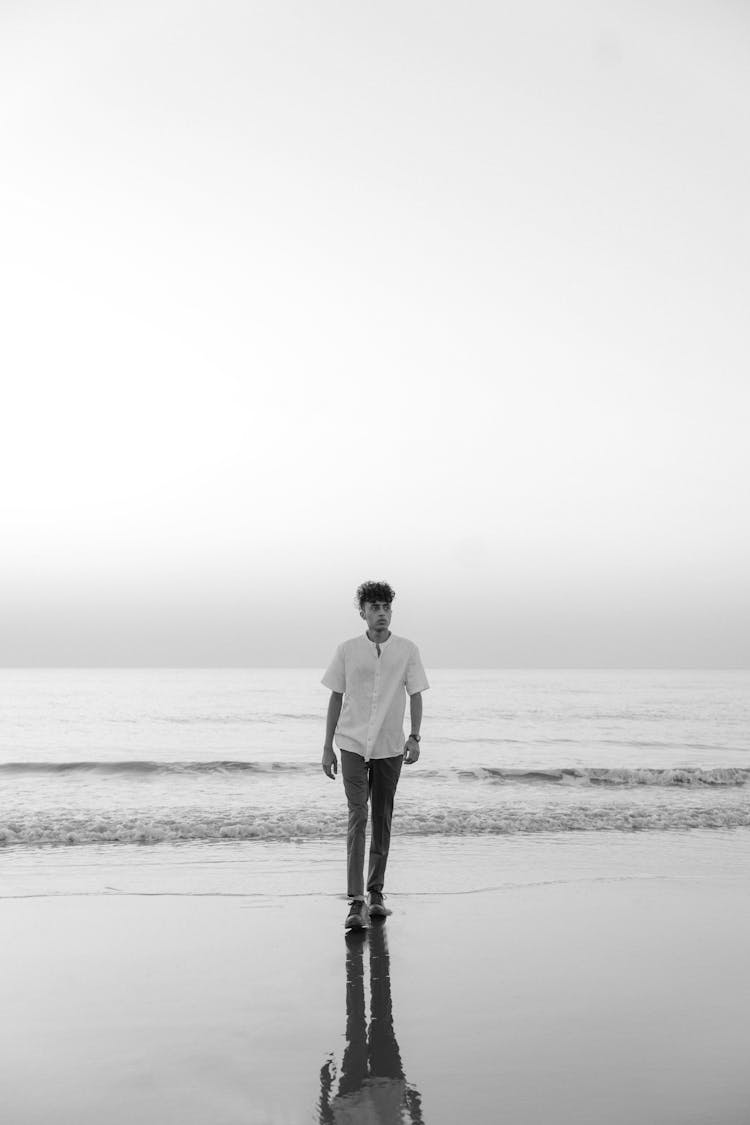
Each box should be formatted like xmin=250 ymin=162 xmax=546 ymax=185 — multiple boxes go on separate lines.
xmin=2 ymin=833 xmax=750 ymax=1124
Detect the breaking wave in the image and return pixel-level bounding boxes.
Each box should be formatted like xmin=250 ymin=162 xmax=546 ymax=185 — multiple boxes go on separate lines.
xmin=0 ymin=760 xmax=316 ymax=776
xmin=453 ymin=766 xmax=750 ymax=787
xmin=2 ymin=762 xmax=748 ymax=786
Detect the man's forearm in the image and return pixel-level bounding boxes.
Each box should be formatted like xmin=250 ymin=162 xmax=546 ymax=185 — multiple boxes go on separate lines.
xmin=325 ymin=692 xmax=343 ymax=748
xmin=409 ymin=692 xmax=423 ymax=737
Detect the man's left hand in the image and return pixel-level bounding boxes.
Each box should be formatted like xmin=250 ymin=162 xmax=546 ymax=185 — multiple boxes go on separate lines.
xmin=404 ymin=737 xmax=420 ymax=765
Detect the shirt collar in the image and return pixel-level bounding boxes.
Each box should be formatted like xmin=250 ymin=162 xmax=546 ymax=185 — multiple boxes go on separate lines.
xmin=365 ymin=631 xmax=392 ymax=647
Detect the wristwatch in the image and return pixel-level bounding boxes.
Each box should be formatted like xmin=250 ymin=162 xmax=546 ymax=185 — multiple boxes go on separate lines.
xmin=408 ymin=733 xmax=421 ymax=742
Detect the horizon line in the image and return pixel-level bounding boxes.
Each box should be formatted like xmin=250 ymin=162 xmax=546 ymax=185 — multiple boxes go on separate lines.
xmin=1 ymin=665 xmax=748 ymax=673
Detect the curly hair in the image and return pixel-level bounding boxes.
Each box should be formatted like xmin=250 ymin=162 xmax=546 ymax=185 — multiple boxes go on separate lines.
xmin=355 ymin=580 xmax=396 ymax=610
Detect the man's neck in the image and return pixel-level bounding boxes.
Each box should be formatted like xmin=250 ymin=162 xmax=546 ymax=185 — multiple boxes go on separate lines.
xmin=367 ymin=628 xmax=391 ymax=644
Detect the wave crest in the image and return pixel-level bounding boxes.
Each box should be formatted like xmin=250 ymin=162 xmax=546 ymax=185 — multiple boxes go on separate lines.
xmin=455 ymin=766 xmax=750 ymax=787
xmin=0 ymin=760 xmax=316 ymax=776
xmin=2 ymin=762 xmax=747 ymax=786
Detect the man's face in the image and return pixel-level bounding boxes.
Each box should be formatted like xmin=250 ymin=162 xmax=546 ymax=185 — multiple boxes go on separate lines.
xmin=360 ymin=600 xmax=392 ymax=633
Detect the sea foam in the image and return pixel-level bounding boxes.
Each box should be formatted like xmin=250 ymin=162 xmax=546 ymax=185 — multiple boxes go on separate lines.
xmin=3 ymin=800 xmax=750 ymax=847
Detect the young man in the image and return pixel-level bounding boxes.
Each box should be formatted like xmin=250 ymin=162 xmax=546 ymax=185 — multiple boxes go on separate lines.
xmin=321 ymin=580 xmax=429 ymax=930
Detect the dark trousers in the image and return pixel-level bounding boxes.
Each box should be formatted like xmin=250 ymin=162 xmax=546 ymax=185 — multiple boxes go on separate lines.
xmin=340 ymin=750 xmax=403 ymax=900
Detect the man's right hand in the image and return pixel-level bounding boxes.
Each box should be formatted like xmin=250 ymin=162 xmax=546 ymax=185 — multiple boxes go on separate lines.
xmin=322 ymin=745 xmax=338 ymax=779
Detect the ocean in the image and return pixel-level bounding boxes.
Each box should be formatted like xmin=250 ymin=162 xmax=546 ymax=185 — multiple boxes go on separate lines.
xmin=2 ymin=667 xmax=749 ymax=852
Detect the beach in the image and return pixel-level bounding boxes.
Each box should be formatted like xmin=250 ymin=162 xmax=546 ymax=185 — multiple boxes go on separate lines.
xmin=3 ymin=830 xmax=750 ymax=1124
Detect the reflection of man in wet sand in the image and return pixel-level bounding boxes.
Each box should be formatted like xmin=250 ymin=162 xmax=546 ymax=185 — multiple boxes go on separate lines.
xmin=318 ymin=921 xmax=425 ymax=1124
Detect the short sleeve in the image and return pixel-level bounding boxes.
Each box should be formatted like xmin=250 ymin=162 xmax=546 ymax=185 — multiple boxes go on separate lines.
xmin=321 ymin=644 xmax=346 ymax=693
xmin=405 ymin=645 xmax=430 ymax=696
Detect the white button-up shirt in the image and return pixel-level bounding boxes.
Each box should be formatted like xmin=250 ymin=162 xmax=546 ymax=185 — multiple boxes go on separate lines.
xmin=322 ymin=633 xmax=430 ymax=761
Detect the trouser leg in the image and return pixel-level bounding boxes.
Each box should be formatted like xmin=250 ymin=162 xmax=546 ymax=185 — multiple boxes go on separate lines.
xmin=341 ymin=750 xmax=368 ymax=900
xmin=367 ymin=754 xmax=403 ymax=893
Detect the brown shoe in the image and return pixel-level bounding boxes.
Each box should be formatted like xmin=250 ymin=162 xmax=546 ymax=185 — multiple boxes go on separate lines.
xmin=368 ymin=891 xmax=391 ymax=917
xmin=345 ymin=899 xmax=369 ymax=930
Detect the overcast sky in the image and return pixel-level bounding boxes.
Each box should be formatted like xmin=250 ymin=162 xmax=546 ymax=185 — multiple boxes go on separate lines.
xmin=2 ymin=0 xmax=748 ymax=667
